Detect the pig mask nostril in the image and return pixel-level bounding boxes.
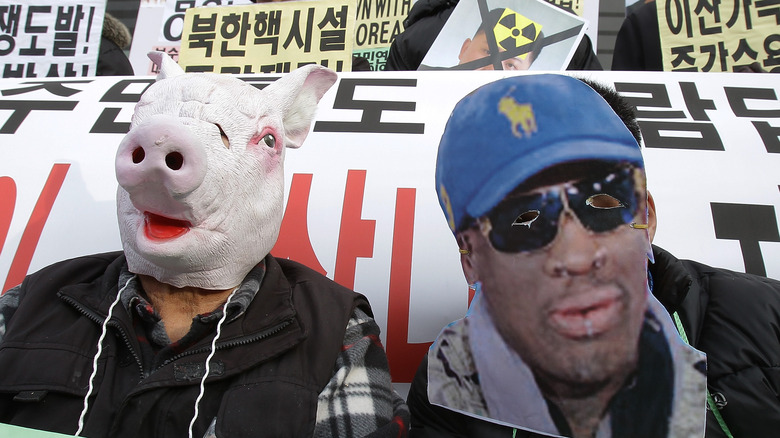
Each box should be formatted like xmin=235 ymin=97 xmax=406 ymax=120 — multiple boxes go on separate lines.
xmin=132 ymin=147 xmax=145 ymax=164
xmin=166 ymin=152 xmax=184 ymax=170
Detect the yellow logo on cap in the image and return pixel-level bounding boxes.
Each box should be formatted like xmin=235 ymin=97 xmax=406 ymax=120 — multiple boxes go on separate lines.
xmin=492 ymin=9 xmax=542 ymax=61
xmin=440 ymin=184 xmax=456 ymax=232
xmin=499 ymin=96 xmax=537 ymax=138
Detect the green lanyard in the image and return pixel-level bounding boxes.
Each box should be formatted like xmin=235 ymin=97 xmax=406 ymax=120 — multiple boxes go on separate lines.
xmin=673 ymin=312 xmax=734 ymax=438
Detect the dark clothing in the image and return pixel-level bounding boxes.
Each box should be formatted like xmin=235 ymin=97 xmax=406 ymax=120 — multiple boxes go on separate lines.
xmin=412 ymin=314 xmax=683 ymax=438
xmin=97 ymin=13 xmax=134 ymax=76
xmin=611 ymin=1 xmax=663 ymax=71
xmin=386 ymin=0 xmax=602 ymax=71
xmin=651 ymin=246 xmax=780 ymax=438
xmin=408 ymin=245 xmax=780 ymax=437
xmin=97 ymin=36 xmax=134 ymax=76
xmin=0 ymin=252 xmax=387 ymax=437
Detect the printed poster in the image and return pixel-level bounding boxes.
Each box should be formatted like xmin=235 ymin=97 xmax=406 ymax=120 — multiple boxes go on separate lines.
xmin=0 ymin=0 xmax=105 ymax=78
xmin=0 ymin=71 xmax=779 ymax=387
xmin=419 ymin=0 xmax=586 ymax=71
xmin=128 ymin=0 xmax=253 ymax=75
xmin=425 ymin=74 xmax=705 ymax=437
xmin=353 ymin=0 xmax=412 ymax=71
xmin=657 ymin=0 xmax=780 ymax=72
xmin=178 ymin=0 xmax=357 ymax=73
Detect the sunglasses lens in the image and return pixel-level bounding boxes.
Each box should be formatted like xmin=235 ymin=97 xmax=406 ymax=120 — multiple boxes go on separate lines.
xmin=483 ymin=167 xmax=640 ymax=253
xmin=571 ymin=169 xmax=638 ymax=232
xmin=486 ymin=192 xmax=562 ymax=252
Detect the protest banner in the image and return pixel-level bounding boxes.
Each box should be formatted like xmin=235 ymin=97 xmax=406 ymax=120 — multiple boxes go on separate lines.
xmin=177 ymin=0 xmax=357 ymax=73
xmin=353 ymin=0 xmax=412 ymax=71
xmin=1 ymin=70 xmax=779 ymax=384
xmin=657 ymin=0 xmax=780 ymax=72
xmin=418 ymin=0 xmax=586 ymax=71
xmin=0 ymin=0 xmax=105 ymax=78
xmin=128 ymin=0 xmax=253 ymax=75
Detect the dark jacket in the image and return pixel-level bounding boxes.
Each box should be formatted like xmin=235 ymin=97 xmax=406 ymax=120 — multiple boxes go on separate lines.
xmin=407 ymin=245 xmax=780 ymax=437
xmin=650 ymin=245 xmax=780 ymax=438
xmin=0 ymin=252 xmax=365 ymax=437
xmin=386 ymin=0 xmax=602 ymax=71
xmin=97 ymin=13 xmax=134 ymax=76
xmin=611 ymin=1 xmax=663 ymax=71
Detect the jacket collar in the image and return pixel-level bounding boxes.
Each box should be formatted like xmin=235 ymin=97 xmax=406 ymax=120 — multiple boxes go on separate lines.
xmin=57 ymin=253 xmax=305 ymax=384
xmin=649 ymin=245 xmax=693 ymax=314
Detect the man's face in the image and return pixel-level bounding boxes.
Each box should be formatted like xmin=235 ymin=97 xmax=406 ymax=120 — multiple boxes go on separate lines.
xmin=458 ymin=31 xmax=534 ymax=71
xmin=462 ymin=164 xmax=650 ymax=396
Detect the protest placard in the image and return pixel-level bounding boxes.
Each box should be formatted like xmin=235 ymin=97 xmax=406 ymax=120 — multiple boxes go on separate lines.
xmin=418 ymin=0 xmax=586 ymax=71
xmin=352 ymin=0 xmax=412 ymax=71
xmin=0 ymin=0 xmax=105 ymax=78
xmin=1 ymin=71 xmax=779 ymax=384
xmin=177 ymin=0 xmax=357 ymax=73
xmin=128 ymin=0 xmax=253 ymax=75
xmin=657 ymin=0 xmax=780 ymax=71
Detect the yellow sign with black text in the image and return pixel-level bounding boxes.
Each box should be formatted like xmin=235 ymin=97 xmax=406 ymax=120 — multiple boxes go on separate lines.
xmin=178 ymin=0 xmax=356 ymax=73
xmin=657 ymin=0 xmax=780 ymax=72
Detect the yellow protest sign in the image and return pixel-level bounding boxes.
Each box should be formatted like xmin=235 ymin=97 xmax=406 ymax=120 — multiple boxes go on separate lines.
xmin=353 ymin=0 xmax=412 ymax=70
xmin=657 ymin=0 xmax=780 ymax=71
xmin=178 ymin=0 xmax=356 ymax=73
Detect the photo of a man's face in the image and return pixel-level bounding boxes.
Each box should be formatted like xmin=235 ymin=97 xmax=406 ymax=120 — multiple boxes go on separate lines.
xmin=457 ymin=8 xmax=541 ymax=71
xmin=458 ymin=29 xmax=536 ymax=71
xmin=466 ymin=164 xmax=650 ymax=396
xmin=428 ymin=74 xmax=707 ymax=438
xmin=418 ymin=0 xmax=587 ymax=72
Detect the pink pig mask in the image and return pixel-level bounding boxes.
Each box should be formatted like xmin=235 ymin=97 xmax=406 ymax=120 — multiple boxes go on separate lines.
xmin=115 ymin=53 xmax=337 ymax=290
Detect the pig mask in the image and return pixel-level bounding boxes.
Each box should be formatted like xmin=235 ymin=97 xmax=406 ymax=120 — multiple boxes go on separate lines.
xmin=115 ymin=53 xmax=337 ymax=289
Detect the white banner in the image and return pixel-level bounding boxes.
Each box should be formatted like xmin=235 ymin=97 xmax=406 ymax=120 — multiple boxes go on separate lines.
xmin=1 ymin=70 xmax=779 ymax=382
xmin=0 ymin=0 xmax=105 ymax=78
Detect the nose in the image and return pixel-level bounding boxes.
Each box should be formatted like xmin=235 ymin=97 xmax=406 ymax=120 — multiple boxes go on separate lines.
xmin=543 ymin=211 xmax=607 ymax=277
xmin=115 ymin=115 xmax=208 ymax=198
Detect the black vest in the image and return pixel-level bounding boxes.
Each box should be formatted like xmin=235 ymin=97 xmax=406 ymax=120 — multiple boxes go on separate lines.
xmin=0 ymin=252 xmax=366 ymax=438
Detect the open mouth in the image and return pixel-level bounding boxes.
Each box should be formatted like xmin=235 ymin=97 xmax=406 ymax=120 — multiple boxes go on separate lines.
xmin=144 ymin=212 xmax=191 ymax=240
xmin=549 ymin=294 xmax=623 ymax=340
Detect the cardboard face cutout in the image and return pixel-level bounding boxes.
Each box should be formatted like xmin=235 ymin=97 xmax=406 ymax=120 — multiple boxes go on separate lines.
xmin=115 ymin=52 xmax=337 ymax=289
xmin=429 ymin=75 xmax=707 ymax=438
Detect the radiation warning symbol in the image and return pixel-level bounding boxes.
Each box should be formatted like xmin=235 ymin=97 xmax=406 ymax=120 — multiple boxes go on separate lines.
xmin=491 ymin=9 xmax=542 ymax=60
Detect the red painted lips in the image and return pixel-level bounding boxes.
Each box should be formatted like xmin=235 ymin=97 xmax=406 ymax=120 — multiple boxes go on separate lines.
xmin=144 ymin=212 xmax=191 ymax=240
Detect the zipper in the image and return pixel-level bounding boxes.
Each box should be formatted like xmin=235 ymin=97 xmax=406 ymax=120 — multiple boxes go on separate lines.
xmin=58 ymin=293 xmax=145 ymax=380
xmin=59 ymin=291 xmax=295 ymax=376
xmin=156 ymin=317 xmax=293 ymax=369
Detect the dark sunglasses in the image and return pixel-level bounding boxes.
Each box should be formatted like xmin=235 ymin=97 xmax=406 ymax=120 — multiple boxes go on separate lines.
xmin=477 ymin=166 xmax=645 ymax=253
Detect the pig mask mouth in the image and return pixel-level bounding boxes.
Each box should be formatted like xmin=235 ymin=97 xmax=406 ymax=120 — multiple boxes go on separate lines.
xmin=144 ymin=212 xmax=192 ymax=240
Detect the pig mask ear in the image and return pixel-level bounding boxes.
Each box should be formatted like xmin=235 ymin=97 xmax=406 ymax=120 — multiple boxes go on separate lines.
xmin=262 ymin=65 xmax=337 ymax=149
xmin=147 ymin=51 xmax=185 ymax=80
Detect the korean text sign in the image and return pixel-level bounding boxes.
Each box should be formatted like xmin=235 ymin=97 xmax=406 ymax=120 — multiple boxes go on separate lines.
xmin=178 ymin=0 xmax=357 ymax=73
xmin=1 ymin=71 xmax=779 ymax=383
xmin=657 ymin=0 xmax=780 ymax=72
xmin=0 ymin=0 xmax=105 ymax=78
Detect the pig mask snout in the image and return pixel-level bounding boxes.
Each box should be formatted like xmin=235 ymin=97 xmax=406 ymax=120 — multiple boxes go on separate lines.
xmin=116 ymin=115 xmax=208 ymax=202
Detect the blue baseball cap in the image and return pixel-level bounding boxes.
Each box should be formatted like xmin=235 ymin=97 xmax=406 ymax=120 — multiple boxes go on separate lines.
xmin=435 ymin=74 xmax=643 ymax=233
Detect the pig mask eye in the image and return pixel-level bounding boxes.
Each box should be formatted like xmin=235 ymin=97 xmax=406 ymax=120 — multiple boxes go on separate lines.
xmin=215 ymin=124 xmax=229 ymax=149
xmin=262 ymin=133 xmax=275 ymax=148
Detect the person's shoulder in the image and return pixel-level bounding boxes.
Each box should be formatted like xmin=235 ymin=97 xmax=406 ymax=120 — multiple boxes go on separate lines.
xmin=273 ymin=257 xmax=350 ymax=291
xmin=404 ymin=0 xmax=458 ymax=28
xmin=271 ymin=256 xmax=370 ymax=313
xmin=680 ymin=257 xmax=780 ymax=293
xmin=22 ymin=251 xmax=125 ymax=287
xmin=427 ymin=318 xmax=489 ymax=416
